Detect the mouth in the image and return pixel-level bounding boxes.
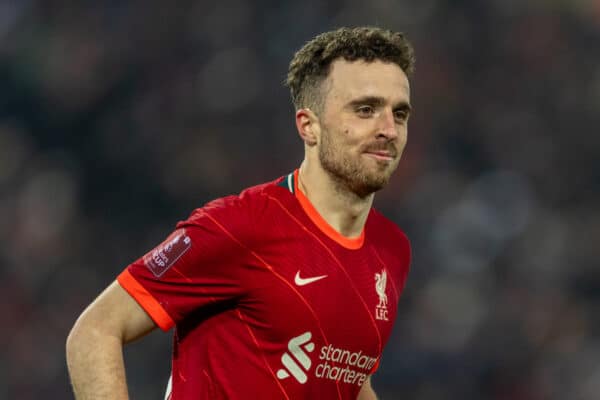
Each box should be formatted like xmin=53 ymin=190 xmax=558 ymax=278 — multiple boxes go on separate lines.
xmin=363 ymin=150 xmax=396 ymax=162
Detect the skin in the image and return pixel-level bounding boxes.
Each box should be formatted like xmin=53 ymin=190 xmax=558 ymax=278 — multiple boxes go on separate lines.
xmin=66 ymin=58 xmax=410 ymax=400
xmin=296 ymin=59 xmax=411 ymax=400
xmin=297 ymin=59 xmax=411 ymax=400
xmin=66 ymin=281 xmax=156 ymax=399
xmin=296 ymin=58 xmax=411 ymax=239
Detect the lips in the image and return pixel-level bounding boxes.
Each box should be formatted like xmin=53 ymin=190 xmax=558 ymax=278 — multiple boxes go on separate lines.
xmin=366 ymin=150 xmax=394 ymax=157
xmin=365 ymin=152 xmax=394 ymax=162
xmin=363 ymin=147 xmax=397 ymax=160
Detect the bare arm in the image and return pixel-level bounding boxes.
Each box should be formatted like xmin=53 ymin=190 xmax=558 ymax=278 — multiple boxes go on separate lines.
xmin=358 ymin=377 xmax=378 ymax=400
xmin=66 ymin=281 xmax=158 ymax=399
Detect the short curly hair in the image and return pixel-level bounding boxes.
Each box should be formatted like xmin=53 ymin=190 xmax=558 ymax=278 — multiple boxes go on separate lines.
xmin=286 ymin=26 xmax=415 ymax=113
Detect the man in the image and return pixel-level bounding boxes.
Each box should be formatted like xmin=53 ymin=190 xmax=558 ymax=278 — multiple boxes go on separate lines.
xmin=67 ymin=26 xmax=414 ymax=399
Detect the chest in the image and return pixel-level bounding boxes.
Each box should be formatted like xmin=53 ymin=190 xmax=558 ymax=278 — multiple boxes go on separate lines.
xmin=238 ymin=235 xmax=400 ymax=357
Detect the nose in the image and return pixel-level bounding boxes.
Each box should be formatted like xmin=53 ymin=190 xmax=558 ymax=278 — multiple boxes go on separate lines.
xmin=377 ymin=108 xmax=399 ymax=140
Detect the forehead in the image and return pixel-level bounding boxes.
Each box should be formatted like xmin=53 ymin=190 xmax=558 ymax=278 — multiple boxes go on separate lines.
xmin=324 ymin=59 xmax=410 ymax=104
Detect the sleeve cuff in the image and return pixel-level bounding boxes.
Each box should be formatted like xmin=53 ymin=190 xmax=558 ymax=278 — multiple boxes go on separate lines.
xmin=117 ymin=269 xmax=175 ymax=331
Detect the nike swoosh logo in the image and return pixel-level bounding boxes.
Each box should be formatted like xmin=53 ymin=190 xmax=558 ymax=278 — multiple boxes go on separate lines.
xmin=294 ymin=271 xmax=328 ymax=286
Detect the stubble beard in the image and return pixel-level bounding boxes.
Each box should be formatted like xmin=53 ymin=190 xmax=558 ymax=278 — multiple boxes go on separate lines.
xmin=318 ymin=127 xmax=399 ymax=198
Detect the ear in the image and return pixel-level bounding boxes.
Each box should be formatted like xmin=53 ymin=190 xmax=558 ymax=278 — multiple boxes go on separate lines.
xmin=295 ymin=108 xmax=319 ymax=146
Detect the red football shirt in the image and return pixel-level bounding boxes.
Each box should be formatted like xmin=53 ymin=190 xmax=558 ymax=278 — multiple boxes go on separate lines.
xmin=118 ymin=170 xmax=411 ymax=399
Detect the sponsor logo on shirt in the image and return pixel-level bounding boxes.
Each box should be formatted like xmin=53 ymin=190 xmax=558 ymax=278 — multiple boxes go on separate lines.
xmin=277 ymin=332 xmax=377 ymax=387
xmin=374 ymin=269 xmax=389 ymax=321
xmin=276 ymin=331 xmax=314 ymax=384
xmin=294 ymin=271 xmax=328 ymax=286
xmin=144 ymin=228 xmax=192 ymax=277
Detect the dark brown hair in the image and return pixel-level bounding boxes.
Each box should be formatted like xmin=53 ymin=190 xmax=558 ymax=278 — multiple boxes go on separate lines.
xmin=286 ymin=26 xmax=415 ymax=112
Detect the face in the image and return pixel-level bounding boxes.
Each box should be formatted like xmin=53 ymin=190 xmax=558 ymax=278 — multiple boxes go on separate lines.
xmin=316 ymin=59 xmax=411 ymax=197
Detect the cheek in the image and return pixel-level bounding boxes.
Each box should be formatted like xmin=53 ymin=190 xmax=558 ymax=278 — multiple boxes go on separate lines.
xmin=322 ymin=120 xmax=362 ymax=149
xmin=341 ymin=130 xmax=364 ymax=151
xmin=339 ymin=124 xmax=364 ymax=144
xmin=327 ymin=125 xmax=353 ymax=146
xmin=397 ymin=126 xmax=408 ymax=143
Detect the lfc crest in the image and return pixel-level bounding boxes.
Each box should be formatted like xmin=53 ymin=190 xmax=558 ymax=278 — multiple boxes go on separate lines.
xmin=374 ymin=269 xmax=388 ymax=321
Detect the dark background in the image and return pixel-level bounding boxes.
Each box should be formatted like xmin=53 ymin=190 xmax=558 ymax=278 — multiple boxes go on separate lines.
xmin=1 ymin=1 xmax=599 ymax=399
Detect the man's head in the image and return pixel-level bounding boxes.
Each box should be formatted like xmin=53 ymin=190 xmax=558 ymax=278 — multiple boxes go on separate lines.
xmin=286 ymin=27 xmax=415 ymax=197
xmin=286 ymin=26 xmax=415 ymax=115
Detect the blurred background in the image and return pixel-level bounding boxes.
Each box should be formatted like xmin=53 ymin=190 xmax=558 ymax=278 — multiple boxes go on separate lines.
xmin=1 ymin=0 xmax=599 ymax=399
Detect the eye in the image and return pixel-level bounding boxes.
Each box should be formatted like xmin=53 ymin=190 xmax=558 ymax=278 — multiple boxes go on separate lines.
xmin=394 ymin=109 xmax=409 ymax=123
xmin=356 ymin=105 xmax=375 ymax=117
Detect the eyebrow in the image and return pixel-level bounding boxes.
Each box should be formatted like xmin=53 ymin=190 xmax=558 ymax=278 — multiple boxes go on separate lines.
xmin=347 ymin=96 xmax=412 ymax=113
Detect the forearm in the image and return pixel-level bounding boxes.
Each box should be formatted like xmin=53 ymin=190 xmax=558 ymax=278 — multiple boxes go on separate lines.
xmin=357 ymin=377 xmax=378 ymax=400
xmin=66 ymin=281 xmax=158 ymax=399
xmin=358 ymin=388 xmax=378 ymax=400
xmin=66 ymin=327 xmax=129 ymax=400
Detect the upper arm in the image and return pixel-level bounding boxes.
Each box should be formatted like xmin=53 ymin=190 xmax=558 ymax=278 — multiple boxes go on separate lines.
xmin=69 ymin=280 xmax=157 ymax=344
xmin=119 ymin=206 xmax=254 ymax=326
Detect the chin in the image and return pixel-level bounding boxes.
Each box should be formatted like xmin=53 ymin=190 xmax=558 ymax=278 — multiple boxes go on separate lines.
xmin=350 ymin=175 xmax=390 ymax=197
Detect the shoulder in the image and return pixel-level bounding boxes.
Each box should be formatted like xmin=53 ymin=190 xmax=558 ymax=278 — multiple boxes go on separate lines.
xmin=367 ymin=209 xmax=410 ymax=245
xmin=178 ymin=175 xmax=289 ymax=231
xmin=367 ymin=208 xmax=411 ymax=267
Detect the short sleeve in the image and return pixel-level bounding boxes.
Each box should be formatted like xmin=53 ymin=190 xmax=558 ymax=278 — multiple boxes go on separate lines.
xmin=118 ymin=195 xmax=253 ymax=331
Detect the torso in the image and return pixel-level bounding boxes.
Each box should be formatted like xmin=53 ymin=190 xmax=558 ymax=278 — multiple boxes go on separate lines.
xmin=170 ymin=172 xmax=410 ymax=399
xmin=120 ymin=172 xmax=410 ymax=400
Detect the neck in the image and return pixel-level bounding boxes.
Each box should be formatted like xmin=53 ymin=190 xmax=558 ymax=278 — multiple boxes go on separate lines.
xmin=297 ymin=160 xmax=374 ymax=238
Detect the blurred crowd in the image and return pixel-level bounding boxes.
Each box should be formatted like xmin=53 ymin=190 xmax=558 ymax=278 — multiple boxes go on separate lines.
xmin=1 ymin=1 xmax=599 ymax=399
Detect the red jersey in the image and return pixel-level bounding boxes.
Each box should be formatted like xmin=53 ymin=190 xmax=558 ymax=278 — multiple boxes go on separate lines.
xmin=118 ymin=170 xmax=411 ymax=399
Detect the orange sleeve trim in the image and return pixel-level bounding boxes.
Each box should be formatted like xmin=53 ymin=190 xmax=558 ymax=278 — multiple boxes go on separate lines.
xmin=117 ymin=269 xmax=175 ymax=332
xmin=293 ymin=169 xmax=365 ymax=250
